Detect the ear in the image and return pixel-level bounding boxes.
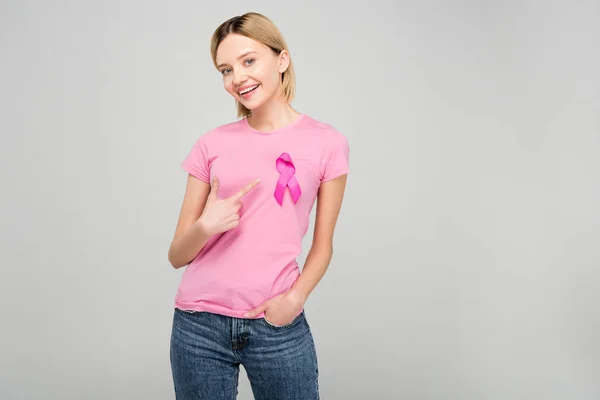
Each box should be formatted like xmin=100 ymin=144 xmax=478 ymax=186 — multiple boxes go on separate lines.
xmin=278 ymin=49 xmax=290 ymax=73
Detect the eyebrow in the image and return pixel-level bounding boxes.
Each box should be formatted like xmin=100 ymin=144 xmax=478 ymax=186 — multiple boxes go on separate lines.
xmin=216 ymin=51 xmax=257 ymax=69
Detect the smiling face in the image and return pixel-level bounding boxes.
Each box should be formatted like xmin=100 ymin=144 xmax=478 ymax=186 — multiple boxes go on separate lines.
xmin=215 ymin=33 xmax=289 ymax=113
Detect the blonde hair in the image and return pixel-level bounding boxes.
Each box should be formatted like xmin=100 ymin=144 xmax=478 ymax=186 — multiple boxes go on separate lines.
xmin=210 ymin=12 xmax=296 ymax=118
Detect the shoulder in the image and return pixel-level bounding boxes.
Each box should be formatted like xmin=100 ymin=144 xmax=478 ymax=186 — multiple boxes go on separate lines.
xmin=190 ymin=119 xmax=246 ymax=146
xmin=301 ymin=115 xmax=348 ymax=146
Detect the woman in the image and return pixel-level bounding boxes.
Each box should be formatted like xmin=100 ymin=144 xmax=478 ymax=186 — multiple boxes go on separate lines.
xmin=168 ymin=12 xmax=349 ymax=399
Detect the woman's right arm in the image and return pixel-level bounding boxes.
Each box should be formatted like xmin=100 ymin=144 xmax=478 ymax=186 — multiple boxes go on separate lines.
xmin=168 ymin=174 xmax=213 ymax=269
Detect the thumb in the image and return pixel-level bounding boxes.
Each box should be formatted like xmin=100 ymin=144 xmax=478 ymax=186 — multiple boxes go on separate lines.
xmin=244 ymin=301 xmax=269 ymax=318
xmin=210 ymin=176 xmax=219 ymax=198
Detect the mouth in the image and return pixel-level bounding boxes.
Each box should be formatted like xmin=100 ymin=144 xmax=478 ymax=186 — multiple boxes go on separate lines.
xmin=238 ymin=84 xmax=260 ymax=99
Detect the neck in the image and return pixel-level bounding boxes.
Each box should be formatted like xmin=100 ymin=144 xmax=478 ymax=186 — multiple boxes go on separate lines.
xmin=246 ymin=95 xmax=301 ymax=132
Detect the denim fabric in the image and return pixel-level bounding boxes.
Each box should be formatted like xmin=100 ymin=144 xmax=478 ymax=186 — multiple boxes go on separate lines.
xmin=170 ymin=308 xmax=319 ymax=399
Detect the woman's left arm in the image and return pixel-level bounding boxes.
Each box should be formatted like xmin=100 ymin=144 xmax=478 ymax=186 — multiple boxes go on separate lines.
xmin=290 ymin=173 xmax=348 ymax=302
xmin=244 ymin=173 xmax=348 ymax=321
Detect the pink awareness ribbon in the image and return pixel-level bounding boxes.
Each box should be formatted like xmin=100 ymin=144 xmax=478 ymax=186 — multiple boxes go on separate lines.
xmin=274 ymin=152 xmax=302 ymax=205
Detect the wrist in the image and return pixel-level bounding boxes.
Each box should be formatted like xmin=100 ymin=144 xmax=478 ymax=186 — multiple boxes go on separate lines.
xmin=194 ymin=217 xmax=213 ymax=237
xmin=289 ymin=285 xmax=309 ymax=304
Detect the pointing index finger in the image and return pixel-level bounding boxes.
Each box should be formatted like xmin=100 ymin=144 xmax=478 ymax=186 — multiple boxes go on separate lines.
xmin=232 ymin=178 xmax=261 ymax=200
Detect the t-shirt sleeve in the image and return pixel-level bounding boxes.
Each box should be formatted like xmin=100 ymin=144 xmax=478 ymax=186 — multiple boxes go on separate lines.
xmin=181 ymin=135 xmax=211 ymax=183
xmin=321 ymin=129 xmax=350 ymax=182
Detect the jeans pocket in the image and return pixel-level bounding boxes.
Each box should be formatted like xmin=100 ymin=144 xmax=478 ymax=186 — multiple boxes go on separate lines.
xmin=262 ymin=311 xmax=304 ymax=330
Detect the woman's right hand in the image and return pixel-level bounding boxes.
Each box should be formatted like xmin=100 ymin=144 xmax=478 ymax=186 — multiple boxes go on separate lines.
xmin=196 ymin=176 xmax=261 ymax=236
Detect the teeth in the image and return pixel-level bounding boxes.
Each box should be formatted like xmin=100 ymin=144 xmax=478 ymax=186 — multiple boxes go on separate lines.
xmin=240 ymin=84 xmax=259 ymax=94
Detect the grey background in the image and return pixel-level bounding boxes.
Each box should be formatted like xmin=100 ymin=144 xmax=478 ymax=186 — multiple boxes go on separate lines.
xmin=1 ymin=0 xmax=599 ymax=399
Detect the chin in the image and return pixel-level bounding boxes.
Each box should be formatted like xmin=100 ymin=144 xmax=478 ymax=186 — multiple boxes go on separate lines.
xmin=241 ymin=99 xmax=265 ymax=112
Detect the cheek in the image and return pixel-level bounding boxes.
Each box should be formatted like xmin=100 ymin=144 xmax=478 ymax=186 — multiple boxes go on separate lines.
xmin=257 ymin=69 xmax=280 ymax=93
xmin=225 ymin=84 xmax=237 ymax=97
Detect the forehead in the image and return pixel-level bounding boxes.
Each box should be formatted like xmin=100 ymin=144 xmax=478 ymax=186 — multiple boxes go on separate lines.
xmin=216 ymin=34 xmax=270 ymax=64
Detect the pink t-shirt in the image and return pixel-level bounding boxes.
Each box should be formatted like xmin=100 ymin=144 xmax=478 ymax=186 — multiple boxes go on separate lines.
xmin=174 ymin=114 xmax=349 ymax=318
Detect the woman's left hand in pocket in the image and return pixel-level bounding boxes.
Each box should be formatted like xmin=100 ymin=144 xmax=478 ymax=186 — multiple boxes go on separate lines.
xmin=244 ymin=289 xmax=305 ymax=325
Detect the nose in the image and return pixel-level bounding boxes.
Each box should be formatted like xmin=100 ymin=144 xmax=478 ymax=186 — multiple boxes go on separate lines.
xmin=232 ymin=68 xmax=247 ymax=88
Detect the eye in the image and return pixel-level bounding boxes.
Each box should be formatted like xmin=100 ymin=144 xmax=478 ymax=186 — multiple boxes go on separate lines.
xmin=244 ymin=58 xmax=255 ymax=66
xmin=221 ymin=68 xmax=232 ymax=75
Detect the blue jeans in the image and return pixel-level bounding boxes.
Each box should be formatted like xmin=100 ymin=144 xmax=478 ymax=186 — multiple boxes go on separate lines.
xmin=170 ymin=308 xmax=320 ymax=399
